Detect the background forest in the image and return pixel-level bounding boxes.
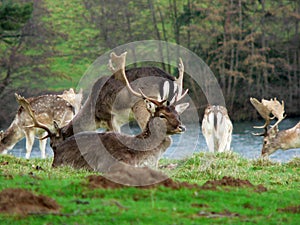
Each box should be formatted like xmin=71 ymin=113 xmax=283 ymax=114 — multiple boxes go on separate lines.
xmin=0 ymin=0 xmax=299 ymax=127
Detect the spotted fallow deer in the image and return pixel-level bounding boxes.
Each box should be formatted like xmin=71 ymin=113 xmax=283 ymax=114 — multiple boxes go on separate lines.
xmin=15 ymin=53 xmax=189 ymax=170
xmin=250 ymin=97 xmax=300 ymax=156
xmin=0 ymin=89 xmax=82 ymax=159
xmin=201 ymin=105 xmax=233 ymax=152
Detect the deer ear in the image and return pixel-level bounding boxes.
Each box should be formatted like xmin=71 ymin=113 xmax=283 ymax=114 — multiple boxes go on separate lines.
xmin=145 ymin=99 xmax=156 ymax=114
xmin=161 ymin=81 xmax=170 ymax=102
xmin=175 ymin=103 xmax=189 ymax=115
xmin=0 ymin=130 xmax=4 ymax=140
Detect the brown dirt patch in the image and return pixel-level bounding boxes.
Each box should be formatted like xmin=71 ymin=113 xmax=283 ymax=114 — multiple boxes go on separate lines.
xmin=87 ymin=165 xmax=199 ymax=189
xmin=277 ymin=205 xmax=300 ymax=214
xmin=201 ymin=176 xmax=267 ymax=192
xmin=196 ymin=209 xmax=240 ymax=218
xmin=87 ymin=174 xmax=198 ymax=190
xmin=87 ymin=166 xmax=266 ymax=192
xmin=0 ymin=188 xmax=60 ymax=216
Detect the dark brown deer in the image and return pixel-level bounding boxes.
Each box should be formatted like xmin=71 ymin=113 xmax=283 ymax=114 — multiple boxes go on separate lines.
xmin=16 ymin=54 xmax=189 ymax=170
xmin=250 ymin=97 xmax=300 ymax=156
xmin=59 ymin=52 xmax=188 ymax=143
xmin=0 ymin=89 xmax=82 ymax=159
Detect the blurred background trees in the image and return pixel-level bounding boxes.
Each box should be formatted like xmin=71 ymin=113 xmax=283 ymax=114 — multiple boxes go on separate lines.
xmin=0 ymin=0 xmax=299 ymax=126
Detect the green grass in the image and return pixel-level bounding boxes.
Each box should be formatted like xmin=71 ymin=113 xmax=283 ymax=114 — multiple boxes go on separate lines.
xmin=0 ymin=153 xmax=299 ymax=224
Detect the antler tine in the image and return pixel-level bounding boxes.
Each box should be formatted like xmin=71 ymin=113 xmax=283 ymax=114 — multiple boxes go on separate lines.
xmin=175 ymin=58 xmax=184 ymax=96
xmin=176 ymin=89 xmax=189 ymax=102
xmin=174 ymin=58 xmax=189 ymax=103
xmin=138 ymin=88 xmax=164 ymax=106
xmin=15 ymin=93 xmax=52 ymax=138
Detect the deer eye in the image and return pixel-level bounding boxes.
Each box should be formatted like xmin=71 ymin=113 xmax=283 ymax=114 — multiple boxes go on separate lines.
xmin=159 ymin=113 xmax=166 ymax=119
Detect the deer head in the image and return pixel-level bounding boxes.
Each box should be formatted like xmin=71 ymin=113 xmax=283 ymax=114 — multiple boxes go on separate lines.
xmin=115 ymin=51 xmax=189 ymax=134
xmin=58 ymin=88 xmax=83 ymax=114
xmin=250 ymin=97 xmax=287 ymax=155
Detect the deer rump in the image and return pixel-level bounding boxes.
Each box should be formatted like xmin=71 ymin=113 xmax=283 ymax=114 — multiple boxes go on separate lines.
xmin=202 ymin=105 xmax=232 ymax=152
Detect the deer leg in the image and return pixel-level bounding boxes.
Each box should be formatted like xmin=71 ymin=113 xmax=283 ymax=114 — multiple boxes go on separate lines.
xmin=24 ymin=129 xmax=35 ymax=159
xmin=39 ymin=132 xmax=47 ymax=159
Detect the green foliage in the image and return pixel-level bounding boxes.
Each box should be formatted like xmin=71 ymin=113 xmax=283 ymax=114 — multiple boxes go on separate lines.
xmin=0 ymin=0 xmax=33 ymax=44
xmin=0 ymin=153 xmax=299 ymax=224
xmin=0 ymin=0 xmax=300 ymax=126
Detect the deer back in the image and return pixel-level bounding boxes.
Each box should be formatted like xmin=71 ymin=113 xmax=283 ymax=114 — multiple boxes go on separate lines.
xmin=18 ymin=95 xmax=75 ymax=130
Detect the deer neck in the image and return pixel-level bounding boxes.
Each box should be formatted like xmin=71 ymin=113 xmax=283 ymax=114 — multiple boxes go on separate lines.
xmin=137 ymin=117 xmax=167 ymax=140
xmin=274 ymin=122 xmax=300 ymax=150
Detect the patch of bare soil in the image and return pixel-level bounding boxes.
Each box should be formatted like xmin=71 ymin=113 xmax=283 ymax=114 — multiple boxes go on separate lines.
xmin=196 ymin=209 xmax=240 ymax=218
xmin=277 ymin=205 xmax=300 ymax=214
xmin=87 ymin=165 xmax=198 ymax=189
xmin=0 ymin=188 xmax=60 ymax=216
xmin=201 ymin=176 xmax=267 ymax=192
xmin=88 ymin=175 xmax=199 ymax=190
xmin=87 ymin=166 xmax=266 ymax=192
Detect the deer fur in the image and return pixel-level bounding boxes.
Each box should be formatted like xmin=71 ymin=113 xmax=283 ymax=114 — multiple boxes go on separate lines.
xmin=0 ymin=89 xmax=82 ymax=159
xmin=202 ymin=105 xmax=233 ymax=152
xmin=51 ymin=100 xmax=188 ymax=170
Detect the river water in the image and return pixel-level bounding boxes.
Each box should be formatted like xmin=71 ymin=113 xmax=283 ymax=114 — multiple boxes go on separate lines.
xmin=5 ymin=118 xmax=300 ymax=163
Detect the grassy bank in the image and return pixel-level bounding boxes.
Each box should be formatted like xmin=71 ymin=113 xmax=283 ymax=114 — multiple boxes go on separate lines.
xmin=0 ymin=153 xmax=299 ymax=224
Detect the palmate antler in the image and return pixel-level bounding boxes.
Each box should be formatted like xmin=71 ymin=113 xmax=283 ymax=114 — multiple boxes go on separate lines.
xmin=250 ymin=97 xmax=286 ymax=136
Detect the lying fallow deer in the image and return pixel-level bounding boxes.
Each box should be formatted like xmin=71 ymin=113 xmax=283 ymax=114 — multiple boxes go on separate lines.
xmin=60 ymin=51 xmax=188 ymax=140
xmin=250 ymin=97 xmax=300 ymax=156
xmin=0 ymin=89 xmax=82 ymax=159
xmin=201 ymin=105 xmax=233 ymax=152
xmin=16 ymin=54 xmax=189 ymax=170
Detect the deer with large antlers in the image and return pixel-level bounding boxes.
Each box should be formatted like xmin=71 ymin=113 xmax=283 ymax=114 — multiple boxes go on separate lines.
xmin=250 ymin=97 xmax=300 ymax=156
xmin=202 ymin=105 xmax=233 ymax=152
xmin=0 ymin=89 xmax=82 ymax=159
xmin=59 ymin=52 xmax=188 ymax=142
xmin=16 ymin=52 xmax=189 ymax=170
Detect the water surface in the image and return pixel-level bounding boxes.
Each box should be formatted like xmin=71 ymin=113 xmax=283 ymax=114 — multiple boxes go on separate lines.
xmin=5 ymin=118 xmax=300 ymax=163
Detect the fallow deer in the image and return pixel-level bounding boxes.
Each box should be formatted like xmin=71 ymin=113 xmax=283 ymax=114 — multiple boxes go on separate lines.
xmin=250 ymin=97 xmax=300 ymax=156
xmin=60 ymin=51 xmax=188 ymax=141
xmin=0 ymin=89 xmax=82 ymax=159
xmin=15 ymin=53 xmax=189 ymax=170
xmin=201 ymin=105 xmax=233 ymax=152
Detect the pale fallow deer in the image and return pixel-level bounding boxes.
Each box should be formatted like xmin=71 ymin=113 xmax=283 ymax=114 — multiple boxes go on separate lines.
xmin=15 ymin=52 xmax=189 ymax=170
xmin=250 ymin=97 xmax=300 ymax=156
xmin=201 ymin=105 xmax=233 ymax=152
xmin=0 ymin=88 xmax=82 ymax=159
